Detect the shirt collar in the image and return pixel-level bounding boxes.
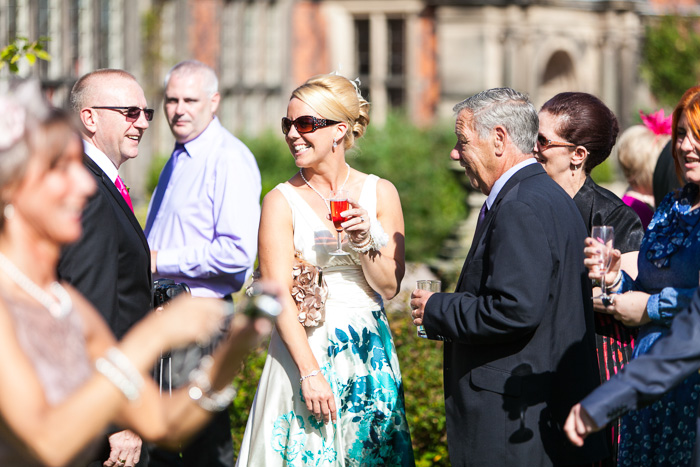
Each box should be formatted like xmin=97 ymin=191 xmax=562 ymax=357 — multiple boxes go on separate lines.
xmin=485 ymin=157 xmax=537 ymax=210
xmin=179 ymin=116 xmax=221 ymax=159
xmin=83 ymin=140 xmax=119 ymax=183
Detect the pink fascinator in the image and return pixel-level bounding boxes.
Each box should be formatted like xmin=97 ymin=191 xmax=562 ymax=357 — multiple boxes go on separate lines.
xmin=640 ymin=109 xmax=672 ymax=136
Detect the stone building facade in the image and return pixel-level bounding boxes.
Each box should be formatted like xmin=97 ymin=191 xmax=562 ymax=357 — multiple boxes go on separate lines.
xmin=0 ymin=0 xmax=666 ymax=200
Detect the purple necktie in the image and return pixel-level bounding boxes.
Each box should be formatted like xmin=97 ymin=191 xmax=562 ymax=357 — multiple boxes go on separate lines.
xmin=115 ymin=175 xmax=133 ymax=212
xmin=476 ymin=202 xmax=488 ymax=229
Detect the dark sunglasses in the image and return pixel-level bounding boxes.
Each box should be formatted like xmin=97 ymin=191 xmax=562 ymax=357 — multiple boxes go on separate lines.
xmin=281 ymin=115 xmax=340 ymax=136
xmin=536 ymin=134 xmax=576 ymax=151
xmin=91 ymin=106 xmax=155 ymax=122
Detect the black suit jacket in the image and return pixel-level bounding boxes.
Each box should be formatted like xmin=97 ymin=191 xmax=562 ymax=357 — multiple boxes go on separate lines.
xmin=423 ymin=163 xmax=608 ymax=466
xmin=58 ymin=155 xmax=152 ymax=339
xmin=583 ymin=287 xmax=700 ymax=466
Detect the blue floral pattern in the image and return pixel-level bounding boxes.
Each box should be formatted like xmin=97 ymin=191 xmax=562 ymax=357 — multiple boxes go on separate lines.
xmin=266 ymin=309 xmax=414 ymax=466
xmin=617 ymin=184 xmax=700 ymax=466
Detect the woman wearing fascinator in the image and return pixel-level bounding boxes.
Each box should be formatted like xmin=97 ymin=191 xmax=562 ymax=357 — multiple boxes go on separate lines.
xmin=571 ymin=86 xmax=700 ymax=465
xmin=0 ymin=81 xmax=275 ymax=467
xmin=616 ymin=110 xmax=672 ymax=229
xmin=236 ymin=74 xmax=414 ymax=466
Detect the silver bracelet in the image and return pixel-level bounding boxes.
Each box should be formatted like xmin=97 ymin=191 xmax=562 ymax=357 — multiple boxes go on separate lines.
xmin=188 ymin=356 xmax=237 ymax=412
xmin=300 ymin=369 xmax=321 ymax=384
xmin=609 ymin=271 xmax=623 ymax=290
xmin=96 ymin=357 xmax=142 ymax=401
xmin=105 ymin=347 xmax=144 ymax=393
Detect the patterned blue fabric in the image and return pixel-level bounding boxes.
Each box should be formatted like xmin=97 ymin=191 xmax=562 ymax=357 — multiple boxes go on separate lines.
xmin=616 ymin=184 xmax=700 ymax=466
xmin=268 ymin=310 xmax=414 ymax=466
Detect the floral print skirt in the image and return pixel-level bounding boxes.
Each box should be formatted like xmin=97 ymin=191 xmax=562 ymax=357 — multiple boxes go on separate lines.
xmin=236 ymin=304 xmax=415 ymax=467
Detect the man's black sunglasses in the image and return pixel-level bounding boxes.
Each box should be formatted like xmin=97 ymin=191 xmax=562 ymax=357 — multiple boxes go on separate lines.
xmin=91 ymin=106 xmax=155 ymax=122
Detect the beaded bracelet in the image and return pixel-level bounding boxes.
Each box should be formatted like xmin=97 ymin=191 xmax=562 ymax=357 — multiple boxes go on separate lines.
xmin=96 ymin=357 xmax=142 ymax=402
xmin=106 ymin=347 xmax=144 ymax=392
xmin=349 ymin=235 xmax=373 ymax=253
xmin=300 ymin=369 xmax=321 ymax=384
xmin=188 ymin=356 xmax=237 ymax=412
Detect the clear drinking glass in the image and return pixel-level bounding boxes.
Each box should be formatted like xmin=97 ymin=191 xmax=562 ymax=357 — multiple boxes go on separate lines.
xmin=416 ymin=280 xmax=441 ymax=338
xmin=591 ymin=225 xmax=614 ymax=300
xmin=329 ymin=190 xmax=349 ymax=256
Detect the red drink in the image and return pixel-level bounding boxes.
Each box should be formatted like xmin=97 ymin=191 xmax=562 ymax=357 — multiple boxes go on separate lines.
xmin=330 ymin=199 xmax=348 ymax=231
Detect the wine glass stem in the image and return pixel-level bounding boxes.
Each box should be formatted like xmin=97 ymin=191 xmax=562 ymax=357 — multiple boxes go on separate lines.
xmin=337 ymin=230 xmax=342 ymax=251
xmin=601 ymin=271 xmax=607 ymax=297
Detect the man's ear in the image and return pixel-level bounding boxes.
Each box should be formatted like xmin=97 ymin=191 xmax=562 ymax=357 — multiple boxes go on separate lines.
xmin=80 ymin=108 xmax=97 ymax=134
xmin=210 ymin=92 xmax=221 ymax=115
xmin=493 ymin=126 xmax=507 ymax=156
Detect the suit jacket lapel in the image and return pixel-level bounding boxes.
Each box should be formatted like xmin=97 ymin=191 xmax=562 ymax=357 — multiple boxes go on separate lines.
xmin=455 ymin=163 xmax=542 ymax=289
xmin=84 ymin=155 xmax=150 ymax=253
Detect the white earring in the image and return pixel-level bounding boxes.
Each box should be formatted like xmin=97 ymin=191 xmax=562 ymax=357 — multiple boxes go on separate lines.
xmin=3 ymin=204 xmax=14 ymax=220
xmin=332 ymin=140 xmax=338 ymax=148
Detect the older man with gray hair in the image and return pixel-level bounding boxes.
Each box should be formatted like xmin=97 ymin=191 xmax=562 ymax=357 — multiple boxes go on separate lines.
xmin=410 ymin=88 xmax=608 ymax=466
xmin=145 ymin=60 xmax=261 ymax=466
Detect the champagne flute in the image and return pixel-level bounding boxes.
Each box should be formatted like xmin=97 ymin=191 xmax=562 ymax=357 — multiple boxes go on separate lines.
xmin=329 ymin=190 xmax=350 ymax=256
xmin=416 ymin=280 xmax=441 ymax=338
xmin=591 ymin=226 xmax=614 ymax=300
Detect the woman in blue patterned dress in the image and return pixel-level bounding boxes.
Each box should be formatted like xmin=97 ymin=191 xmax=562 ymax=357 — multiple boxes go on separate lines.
xmin=585 ymin=86 xmax=700 ymax=466
xmin=236 ymin=74 xmax=414 ymax=466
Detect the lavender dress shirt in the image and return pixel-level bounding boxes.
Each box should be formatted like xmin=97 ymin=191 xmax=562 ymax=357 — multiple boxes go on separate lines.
xmin=145 ymin=117 xmax=261 ymax=297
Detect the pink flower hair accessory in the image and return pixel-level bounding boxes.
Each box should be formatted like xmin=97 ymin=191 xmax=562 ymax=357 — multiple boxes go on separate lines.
xmin=640 ymin=109 xmax=672 ymax=136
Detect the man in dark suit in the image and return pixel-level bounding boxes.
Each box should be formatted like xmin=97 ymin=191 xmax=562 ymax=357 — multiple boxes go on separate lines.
xmin=58 ymin=69 xmax=153 ymax=467
xmin=565 ymin=287 xmax=700 ymax=464
xmin=410 ymin=87 xmax=607 ymax=466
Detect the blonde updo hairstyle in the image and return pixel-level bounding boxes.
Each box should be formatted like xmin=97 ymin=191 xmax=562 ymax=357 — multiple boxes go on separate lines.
xmin=616 ymin=125 xmax=669 ymax=193
xmin=291 ymin=74 xmax=370 ymax=150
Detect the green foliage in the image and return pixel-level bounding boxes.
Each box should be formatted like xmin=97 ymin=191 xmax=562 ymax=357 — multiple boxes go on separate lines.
xmin=240 ymin=130 xmax=297 ymax=197
xmin=240 ymin=113 xmax=467 ymax=262
xmin=642 ymin=15 xmax=700 ymax=108
xmin=389 ymin=310 xmax=450 ymax=466
xmin=590 ymin=158 xmax=615 ymax=185
xmin=228 ymin=310 xmax=450 ymax=465
xmin=0 ymin=37 xmax=51 ymax=75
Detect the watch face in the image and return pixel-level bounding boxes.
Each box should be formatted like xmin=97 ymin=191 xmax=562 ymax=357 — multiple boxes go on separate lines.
xmin=188 ymin=386 xmax=203 ymax=401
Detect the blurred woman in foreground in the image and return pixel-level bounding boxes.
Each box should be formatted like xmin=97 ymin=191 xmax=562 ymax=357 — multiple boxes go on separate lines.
xmin=0 ymin=81 xmax=274 ymax=467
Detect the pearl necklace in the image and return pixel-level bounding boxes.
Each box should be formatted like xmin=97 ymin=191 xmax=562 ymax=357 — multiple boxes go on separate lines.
xmin=299 ymin=163 xmax=351 ymax=210
xmin=0 ymin=251 xmax=73 ymax=319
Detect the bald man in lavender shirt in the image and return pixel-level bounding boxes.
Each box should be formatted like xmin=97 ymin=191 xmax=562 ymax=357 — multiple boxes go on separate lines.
xmin=145 ymin=60 xmax=261 ymax=466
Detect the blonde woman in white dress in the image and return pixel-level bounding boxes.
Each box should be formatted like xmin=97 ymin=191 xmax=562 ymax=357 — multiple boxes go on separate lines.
xmin=237 ymin=74 xmax=415 ymax=466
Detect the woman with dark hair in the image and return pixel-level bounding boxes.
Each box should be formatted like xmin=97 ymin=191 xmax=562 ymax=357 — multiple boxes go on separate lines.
xmin=535 ymin=92 xmax=644 ymax=464
xmin=0 ymin=81 xmax=274 ymax=467
xmin=570 ymin=87 xmax=700 ymax=466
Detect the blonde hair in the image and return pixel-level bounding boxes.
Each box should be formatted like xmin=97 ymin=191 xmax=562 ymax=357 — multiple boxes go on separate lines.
xmin=291 ymin=74 xmax=370 ymax=150
xmin=616 ymin=125 xmax=669 ymax=192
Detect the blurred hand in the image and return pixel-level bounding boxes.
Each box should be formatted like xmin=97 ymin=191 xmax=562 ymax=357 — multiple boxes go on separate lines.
xmin=564 ymin=403 xmax=600 ymax=447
